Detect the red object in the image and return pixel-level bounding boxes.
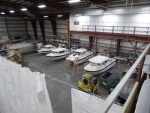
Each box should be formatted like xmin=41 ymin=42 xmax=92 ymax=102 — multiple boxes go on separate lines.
xmin=2 ymin=41 xmax=11 ymax=46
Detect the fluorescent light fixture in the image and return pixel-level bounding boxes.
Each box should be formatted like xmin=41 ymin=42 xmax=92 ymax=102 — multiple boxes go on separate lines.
xmin=75 ymin=14 xmax=82 ymax=16
xmin=68 ymin=0 xmax=81 ymax=3
xmin=1 ymin=12 xmax=5 ymax=15
xmin=9 ymin=10 xmax=15 ymax=13
xmin=103 ymin=12 xmax=111 ymax=15
xmin=21 ymin=8 xmax=27 ymax=11
xmin=139 ymin=11 xmax=150 ymax=13
xmin=43 ymin=15 xmax=48 ymax=18
xmin=57 ymin=15 xmax=63 ymax=17
xmin=38 ymin=4 xmax=46 ymax=8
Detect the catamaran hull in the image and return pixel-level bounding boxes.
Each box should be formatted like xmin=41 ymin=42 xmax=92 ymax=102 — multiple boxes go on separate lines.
xmin=47 ymin=54 xmax=69 ymax=60
xmin=85 ymin=61 xmax=116 ymax=75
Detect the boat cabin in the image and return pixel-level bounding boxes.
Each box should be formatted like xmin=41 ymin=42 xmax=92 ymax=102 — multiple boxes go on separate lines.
xmin=42 ymin=45 xmax=53 ymax=49
xmin=51 ymin=48 xmax=68 ymax=54
xmin=89 ymin=55 xmax=112 ymax=66
xmin=73 ymin=48 xmax=87 ymax=56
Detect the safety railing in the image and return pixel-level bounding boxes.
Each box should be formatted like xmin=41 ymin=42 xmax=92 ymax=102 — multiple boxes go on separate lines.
xmin=82 ymin=25 xmax=150 ymax=35
xmin=96 ymin=44 xmax=150 ymax=113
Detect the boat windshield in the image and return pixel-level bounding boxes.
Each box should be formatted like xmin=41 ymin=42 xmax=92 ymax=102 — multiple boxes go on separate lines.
xmin=73 ymin=51 xmax=84 ymax=56
xmin=43 ymin=47 xmax=51 ymax=49
xmin=90 ymin=62 xmax=101 ymax=66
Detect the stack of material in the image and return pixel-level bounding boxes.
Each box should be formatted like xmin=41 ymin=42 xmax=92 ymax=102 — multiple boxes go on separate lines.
xmin=0 ymin=56 xmax=53 ymax=113
xmin=8 ymin=50 xmax=25 ymax=66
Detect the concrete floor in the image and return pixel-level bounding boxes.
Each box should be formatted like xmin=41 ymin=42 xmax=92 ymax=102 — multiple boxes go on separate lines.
xmin=24 ymin=53 xmax=134 ymax=113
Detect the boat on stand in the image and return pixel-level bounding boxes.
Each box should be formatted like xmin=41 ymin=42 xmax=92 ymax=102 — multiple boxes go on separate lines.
xmin=66 ymin=48 xmax=93 ymax=65
xmin=84 ymin=55 xmax=116 ymax=75
xmin=46 ymin=47 xmax=69 ymax=60
xmin=37 ymin=44 xmax=55 ymax=54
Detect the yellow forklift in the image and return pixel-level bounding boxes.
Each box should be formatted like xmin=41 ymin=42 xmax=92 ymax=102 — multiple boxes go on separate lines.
xmin=78 ymin=73 xmax=99 ymax=94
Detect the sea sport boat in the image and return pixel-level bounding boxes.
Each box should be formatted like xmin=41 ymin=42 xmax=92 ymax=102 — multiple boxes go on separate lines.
xmin=66 ymin=48 xmax=93 ymax=65
xmin=38 ymin=44 xmax=55 ymax=54
xmin=84 ymin=55 xmax=116 ymax=75
xmin=46 ymin=48 xmax=69 ymax=60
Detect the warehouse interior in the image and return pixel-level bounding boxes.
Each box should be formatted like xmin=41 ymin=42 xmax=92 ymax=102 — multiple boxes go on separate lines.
xmin=0 ymin=0 xmax=150 ymax=113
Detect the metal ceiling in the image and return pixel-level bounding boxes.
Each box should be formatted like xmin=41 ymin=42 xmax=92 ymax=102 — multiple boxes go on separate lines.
xmin=0 ymin=0 xmax=149 ymax=19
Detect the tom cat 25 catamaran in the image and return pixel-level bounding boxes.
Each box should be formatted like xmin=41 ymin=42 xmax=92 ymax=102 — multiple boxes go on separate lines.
xmin=66 ymin=48 xmax=93 ymax=65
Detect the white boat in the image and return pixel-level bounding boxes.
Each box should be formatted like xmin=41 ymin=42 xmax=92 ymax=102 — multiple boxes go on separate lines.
xmin=66 ymin=48 xmax=93 ymax=65
xmin=46 ymin=48 xmax=69 ymax=60
xmin=84 ymin=55 xmax=116 ymax=75
xmin=38 ymin=45 xmax=55 ymax=54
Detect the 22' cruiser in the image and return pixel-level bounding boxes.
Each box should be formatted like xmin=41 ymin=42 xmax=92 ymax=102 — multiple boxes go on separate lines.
xmin=66 ymin=48 xmax=93 ymax=65
xmin=84 ymin=55 xmax=116 ymax=75
xmin=38 ymin=45 xmax=55 ymax=54
xmin=46 ymin=48 xmax=69 ymax=60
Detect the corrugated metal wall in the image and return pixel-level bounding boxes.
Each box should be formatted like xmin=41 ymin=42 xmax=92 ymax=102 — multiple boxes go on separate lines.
xmin=27 ymin=20 xmax=33 ymax=36
xmin=36 ymin=21 xmax=41 ymax=38
xmin=56 ymin=20 xmax=68 ymax=38
xmin=45 ymin=20 xmax=53 ymax=36
xmin=26 ymin=20 xmax=68 ymax=39
xmin=0 ymin=18 xmax=7 ymax=36
xmin=0 ymin=18 xmax=27 ymax=38
xmin=7 ymin=19 xmax=26 ymax=37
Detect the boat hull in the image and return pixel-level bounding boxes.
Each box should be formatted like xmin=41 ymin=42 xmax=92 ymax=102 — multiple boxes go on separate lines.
xmin=66 ymin=54 xmax=93 ymax=65
xmin=85 ymin=61 xmax=116 ymax=75
xmin=47 ymin=54 xmax=69 ymax=60
xmin=37 ymin=50 xmax=51 ymax=54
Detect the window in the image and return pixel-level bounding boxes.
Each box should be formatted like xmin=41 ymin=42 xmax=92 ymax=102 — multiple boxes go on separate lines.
xmin=91 ymin=62 xmax=96 ymax=66
xmin=97 ymin=63 xmax=101 ymax=66
xmin=52 ymin=51 xmax=58 ymax=54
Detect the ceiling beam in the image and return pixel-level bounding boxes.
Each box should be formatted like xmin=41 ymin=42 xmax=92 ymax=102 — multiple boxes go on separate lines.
xmin=24 ymin=0 xmax=69 ymax=9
